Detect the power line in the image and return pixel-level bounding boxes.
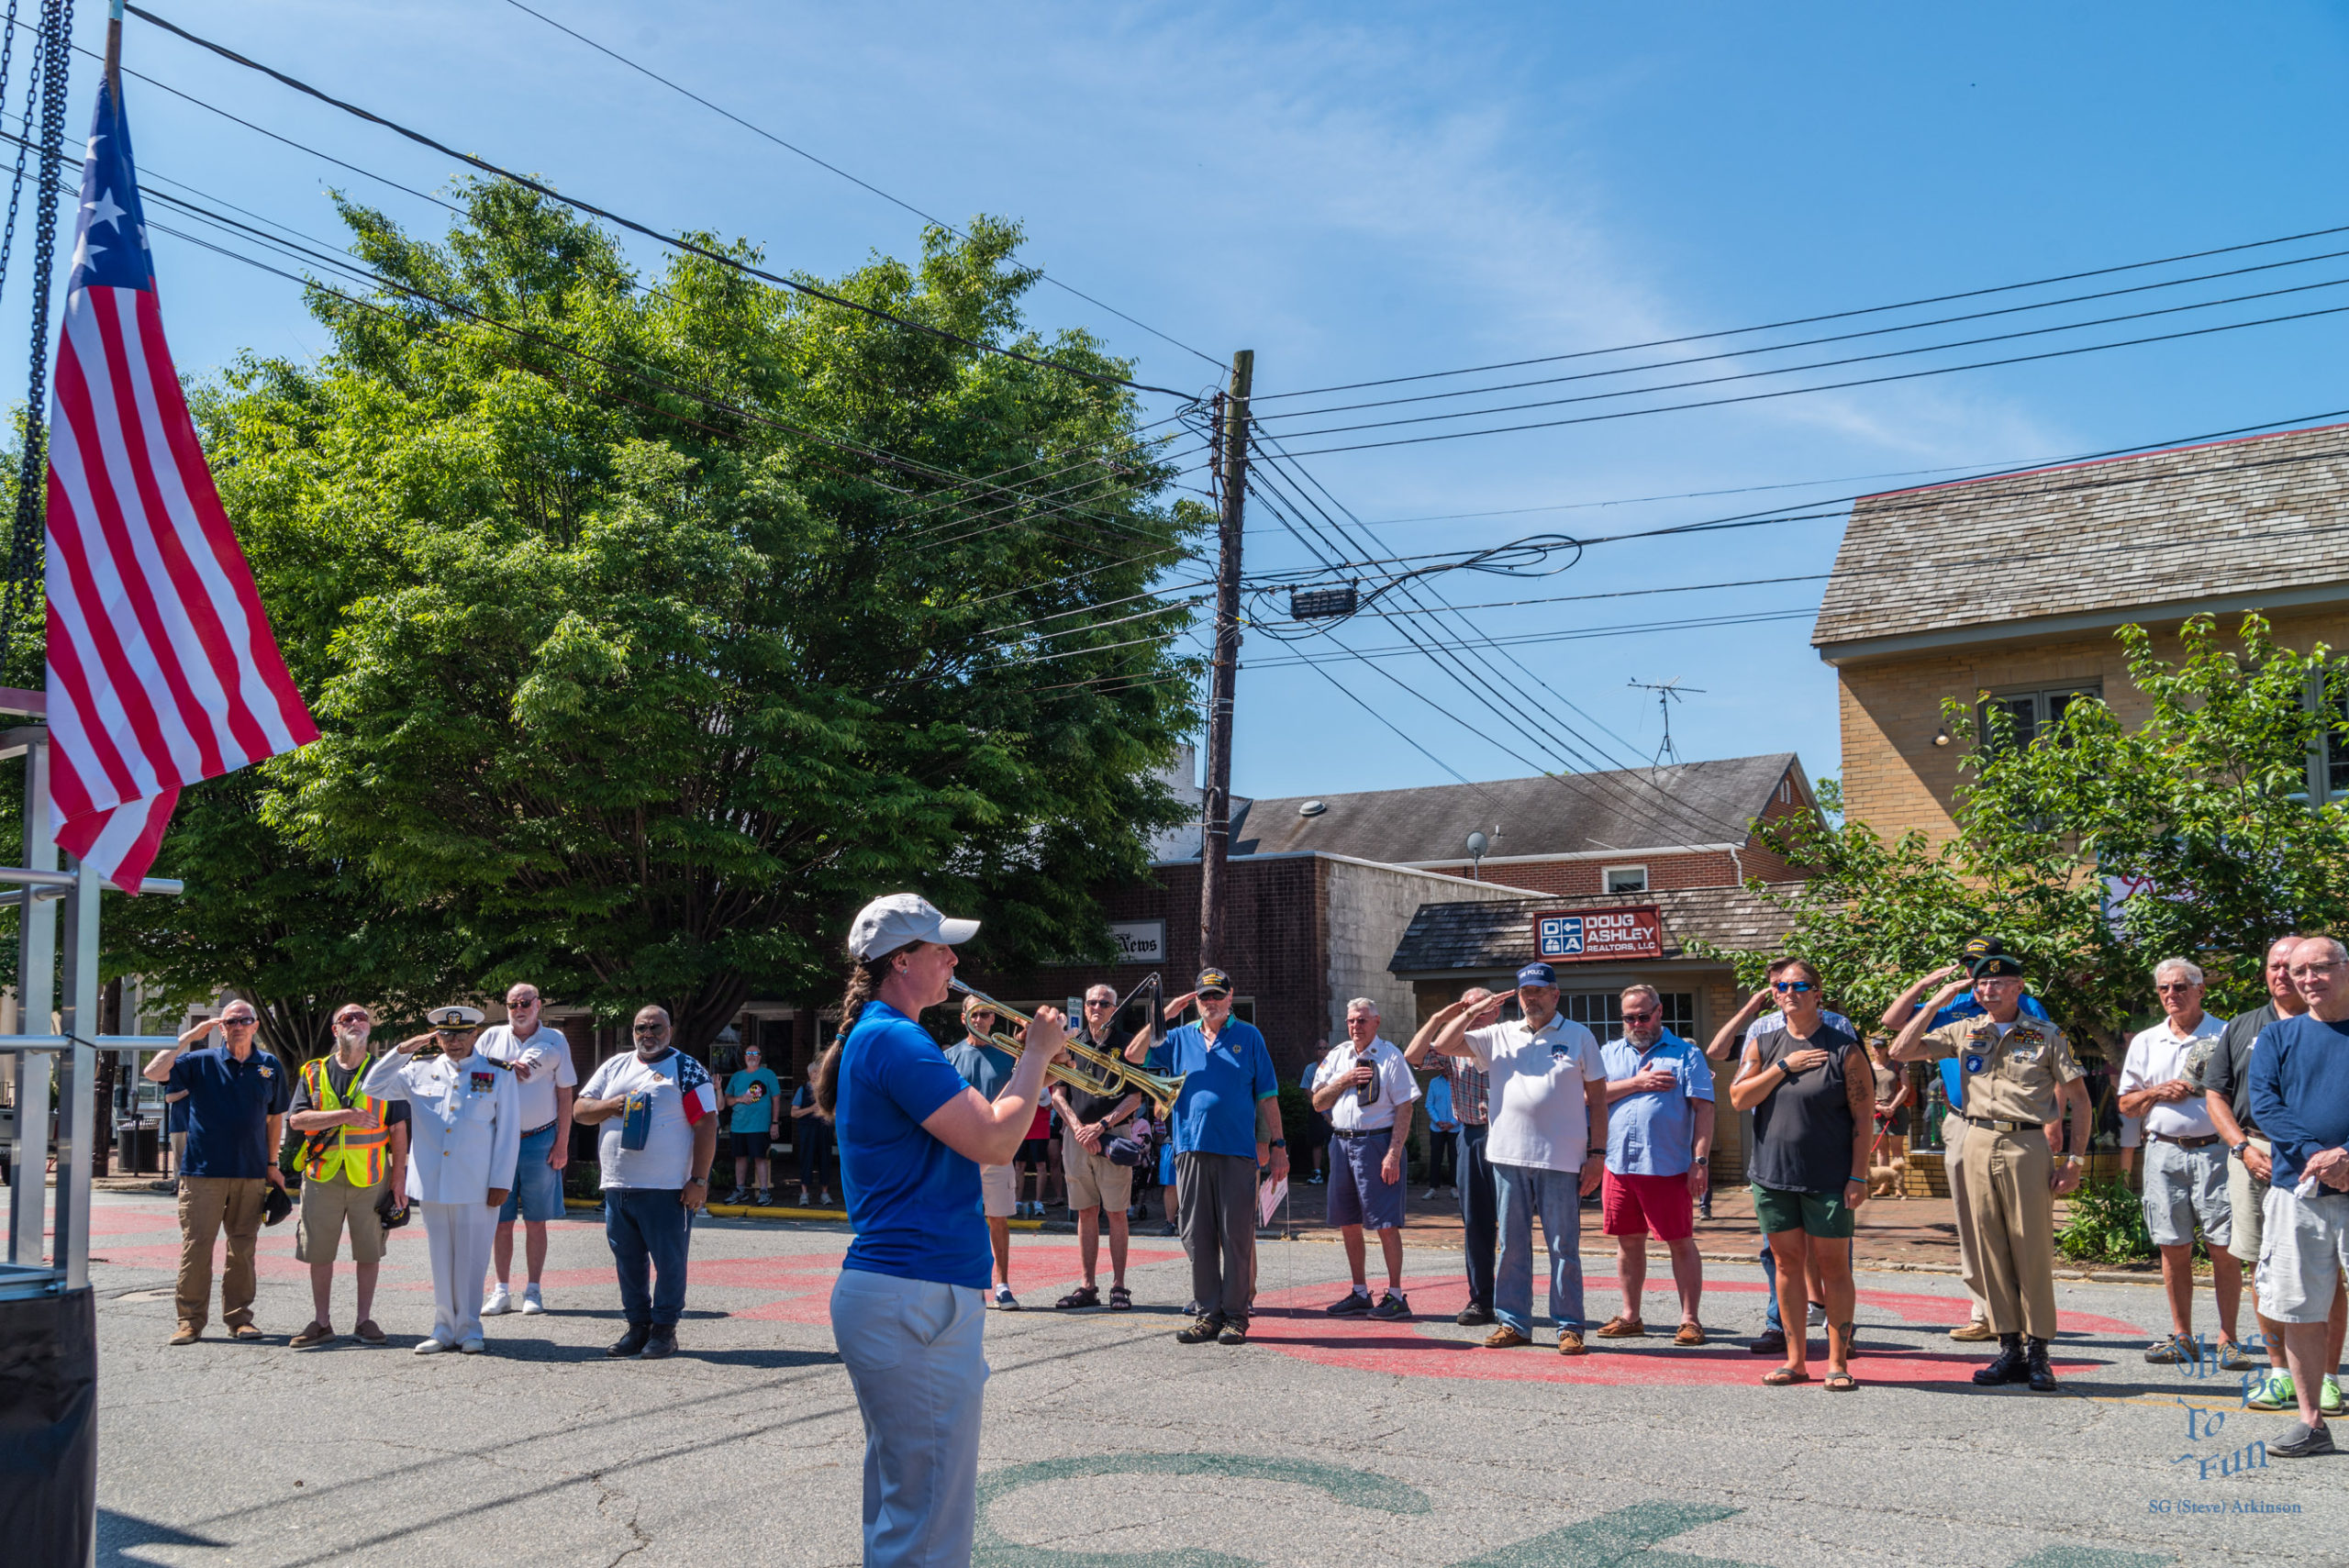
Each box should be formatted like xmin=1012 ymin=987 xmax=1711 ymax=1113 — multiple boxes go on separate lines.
xmin=1259 ymin=270 xmax=2349 ymax=444
xmin=1249 ymin=608 xmax=1820 ymax=667
xmin=1272 ymin=298 xmax=2349 ymax=459
xmin=1255 ymin=217 xmax=2349 ymax=403
xmin=495 ymin=0 xmax=1223 ymax=373
xmin=123 ymin=5 xmax=1197 ymax=401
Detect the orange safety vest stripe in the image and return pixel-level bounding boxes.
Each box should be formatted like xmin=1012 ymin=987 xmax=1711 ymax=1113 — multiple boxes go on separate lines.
xmin=301 ymin=1056 xmax=390 ymax=1185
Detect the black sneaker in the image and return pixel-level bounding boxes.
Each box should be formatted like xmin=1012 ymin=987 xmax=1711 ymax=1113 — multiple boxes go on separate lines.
xmin=1370 ymin=1291 xmax=1411 ymax=1321
xmin=607 ymin=1323 xmax=651 ymax=1358
xmin=1749 ymin=1328 xmax=1787 ymax=1356
xmin=1174 ymin=1315 xmax=1224 ymax=1345
xmin=1456 ymin=1303 xmax=1495 ymax=1327
xmin=2272 ymin=1420 xmax=2336 ymax=1459
xmin=1325 ymin=1288 xmax=1374 ymax=1317
xmin=639 ymin=1326 xmax=677 ymax=1361
xmin=1218 ymin=1318 xmax=1250 ymax=1345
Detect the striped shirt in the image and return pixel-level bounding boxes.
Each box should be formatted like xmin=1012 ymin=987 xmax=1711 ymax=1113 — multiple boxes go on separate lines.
xmin=1436 ymin=1051 xmax=1491 ymax=1126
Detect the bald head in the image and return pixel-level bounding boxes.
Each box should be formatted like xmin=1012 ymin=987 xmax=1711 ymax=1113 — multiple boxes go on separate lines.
xmin=2288 ymin=937 xmax=2349 ymax=1021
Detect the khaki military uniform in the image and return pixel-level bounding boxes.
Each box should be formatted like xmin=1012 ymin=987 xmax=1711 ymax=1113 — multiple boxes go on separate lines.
xmin=1919 ymin=1016 xmax=2082 ymax=1338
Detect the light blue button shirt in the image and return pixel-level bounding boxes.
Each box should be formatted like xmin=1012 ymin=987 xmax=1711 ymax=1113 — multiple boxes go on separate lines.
xmin=1598 ymin=1031 xmax=1714 ymax=1177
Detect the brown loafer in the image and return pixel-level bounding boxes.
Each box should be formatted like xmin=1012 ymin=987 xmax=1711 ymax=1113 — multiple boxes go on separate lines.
xmin=1594 ymin=1315 xmax=1647 ymax=1338
xmin=168 ymin=1323 xmax=200 ymax=1346
xmin=1674 ymin=1322 xmax=1707 ymax=1347
xmin=1948 ymin=1319 xmax=1998 ymax=1342
xmin=353 ymin=1319 xmax=388 ymax=1346
xmin=1480 ymin=1325 xmax=1530 ymax=1349
xmin=1556 ymin=1329 xmax=1587 ymax=1356
xmin=288 ymin=1321 xmax=335 ymax=1349
xmin=227 ymin=1324 xmax=264 ymax=1342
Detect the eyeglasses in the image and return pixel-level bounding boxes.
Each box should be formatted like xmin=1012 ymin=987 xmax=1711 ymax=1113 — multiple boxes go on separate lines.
xmin=432 ymin=1027 xmax=468 ymax=1038
xmin=1620 ymin=1009 xmax=1658 ymax=1022
xmin=1772 ymin=981 xmax=1815 ymax=995
xmin=1085 ymin=999 xmax=1116 ymax=1009
xmin=222 ymin=1017 xmax=258 ymax=1028
xmin=2154 ymin=982 xmax=2199 ymax=994
xmin=508 ymin=997 xmax=539 ymax=1009
xmin=1198 ymin=990 xmax=1230 ymax=1001
xmin=631 ymin=1023 xmax=665 ymax=1035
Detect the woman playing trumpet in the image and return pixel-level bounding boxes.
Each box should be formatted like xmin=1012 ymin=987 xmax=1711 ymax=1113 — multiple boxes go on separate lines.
xmin=816 ymin=894 xmax=1068 ymax=1568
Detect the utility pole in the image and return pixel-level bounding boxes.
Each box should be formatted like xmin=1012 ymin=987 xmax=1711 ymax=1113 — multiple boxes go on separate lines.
xmin=1198 ymin=349 xmax=1252 ymax=971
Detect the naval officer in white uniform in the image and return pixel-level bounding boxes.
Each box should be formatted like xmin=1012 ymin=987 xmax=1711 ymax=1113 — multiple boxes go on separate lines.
xmin=364 ymin=1005 xmax=523 ymax=1353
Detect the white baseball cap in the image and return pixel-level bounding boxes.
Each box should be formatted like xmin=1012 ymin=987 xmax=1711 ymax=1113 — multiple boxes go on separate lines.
xmin=847 ymin=893 xmax=980 ymax=960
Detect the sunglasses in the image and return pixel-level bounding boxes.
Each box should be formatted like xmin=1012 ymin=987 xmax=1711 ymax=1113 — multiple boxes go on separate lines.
xmin=2154 ymin=982 xmax=2199 ymax=994
xmin=632 ymin=1023 xmax=666 ymax=1035
xmin=1772 ymin=981 xmax=1816 ymax=995
xmin=1620 ymin=1009 xmax=1658 ymax=1022
xmin=433 ymin=1027 xmax=469 ymax=1038
xmin=508 ymin=998 xmax=539 ymax=1008
xmin=1198 ymin=990 xmax=1230 ymax=1000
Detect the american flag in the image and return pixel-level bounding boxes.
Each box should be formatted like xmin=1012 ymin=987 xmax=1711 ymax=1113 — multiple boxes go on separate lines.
xmin=42 ymin=72 xmax=315 ymax=890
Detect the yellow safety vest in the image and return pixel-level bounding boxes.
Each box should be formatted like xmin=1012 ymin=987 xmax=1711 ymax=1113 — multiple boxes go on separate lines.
xmin=299 ymin=1056 xmax=392 ymax=1187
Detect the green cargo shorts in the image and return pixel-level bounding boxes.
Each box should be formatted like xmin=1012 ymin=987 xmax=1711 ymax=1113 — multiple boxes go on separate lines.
xmin=1751 ymin=1182 xmax=1856 ymax=1240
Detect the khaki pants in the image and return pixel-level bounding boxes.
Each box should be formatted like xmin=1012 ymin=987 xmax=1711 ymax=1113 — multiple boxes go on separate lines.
xmin=1959 ymin=1127 xmax=2058 ymax=1340
xmin=1943 ymin=1118 xmax=1989 ymax=1318
xmin=176 ymin=1176 xmax=266 ymax=1331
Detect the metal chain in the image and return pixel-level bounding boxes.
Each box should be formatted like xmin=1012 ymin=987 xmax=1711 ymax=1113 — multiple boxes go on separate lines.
xmin=0 ymin=0 xmax=39 ymax=315
xmin=0 ymin=0 xmax=73 ymax=662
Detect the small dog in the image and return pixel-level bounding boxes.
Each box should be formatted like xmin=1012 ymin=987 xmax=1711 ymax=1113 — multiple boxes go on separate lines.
xmin=1868 ymin=1155 xmax=1909 ymax=1199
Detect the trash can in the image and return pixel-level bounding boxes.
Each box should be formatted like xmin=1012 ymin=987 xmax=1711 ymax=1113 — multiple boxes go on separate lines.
xmin=116 ymin=1122 xmax=158 ymax=1173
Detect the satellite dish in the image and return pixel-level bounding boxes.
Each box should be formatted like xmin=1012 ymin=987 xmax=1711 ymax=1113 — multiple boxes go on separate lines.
xmin=1466 ymin=830 xmax=1489 ymax=882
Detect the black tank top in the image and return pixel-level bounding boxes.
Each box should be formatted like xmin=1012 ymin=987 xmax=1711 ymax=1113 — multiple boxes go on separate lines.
xmin=1750 ymin=1024 xmax=1859 ymax=1195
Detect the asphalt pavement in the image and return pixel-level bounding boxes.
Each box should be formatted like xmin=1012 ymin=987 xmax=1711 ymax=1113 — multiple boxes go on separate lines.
xmin=70 ymin=1189 xmax=2346 ymax=1567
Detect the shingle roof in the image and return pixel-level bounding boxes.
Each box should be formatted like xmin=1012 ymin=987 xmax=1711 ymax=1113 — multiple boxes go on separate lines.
xmin=1197 ymin=753 xmax=1802 ymax=863
xmin=1811 ymin=421 xmax=2349 ymax=651
xmin=1388 ymin=884 xmax=1808 ymax=974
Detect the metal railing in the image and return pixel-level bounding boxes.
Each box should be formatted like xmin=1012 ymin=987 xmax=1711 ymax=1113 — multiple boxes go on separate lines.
xmin=0 ymin=724 xmax=189 ymax=1302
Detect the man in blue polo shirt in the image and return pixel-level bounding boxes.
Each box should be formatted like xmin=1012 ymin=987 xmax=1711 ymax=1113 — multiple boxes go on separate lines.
xmin=1128 ymin=967 xmax=1286 ymax=1346
xmin=143 ymin=1000 xmax=293 ymax=1345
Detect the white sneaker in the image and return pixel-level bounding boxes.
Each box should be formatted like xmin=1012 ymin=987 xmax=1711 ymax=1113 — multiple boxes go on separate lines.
xmin=1808 ymin=1303 xmax=1827 ymax=1328
xmin=413 ymin=1337 xmax=451 ymax=1355
xmin=458 ymin=1336 xmax=486 ymax=1354
xmin=1421 ymin=1186 xmax=1439 ymax=1199
xmin=482 ymin=1285 xmax=512 ymax=1317
xmin=519 ymin=1285 xmax=545 ymax=1316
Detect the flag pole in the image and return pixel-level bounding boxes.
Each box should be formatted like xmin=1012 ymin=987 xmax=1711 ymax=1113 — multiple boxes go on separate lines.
xmin=106 ymin=0 xmax=124 ymax=95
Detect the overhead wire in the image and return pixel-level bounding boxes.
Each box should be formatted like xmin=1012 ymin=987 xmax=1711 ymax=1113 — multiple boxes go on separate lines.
xmin=123 ymin=5 xmax=1198 ymax=401
xmin=494 ymin=0 xmax=1223 ymax=372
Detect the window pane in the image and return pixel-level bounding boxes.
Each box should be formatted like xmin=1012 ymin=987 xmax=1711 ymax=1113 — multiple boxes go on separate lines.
xmin=1605 ymin=867 xmax=1648 ymax=894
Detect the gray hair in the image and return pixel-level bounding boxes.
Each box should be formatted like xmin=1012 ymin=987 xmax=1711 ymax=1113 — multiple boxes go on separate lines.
xmin=1085 ymin=983 xmax=1118 ymax=1004
xmin=1619 ymin=984 xmax=1662 ymax=1010
xmin=2153 ymin=957 xmax=2204 ymax=987
xmin=1345 ymin=996 xmax=1379 ymax=1018
xmin=2293 ymin=936 xmax=2349 ymax=967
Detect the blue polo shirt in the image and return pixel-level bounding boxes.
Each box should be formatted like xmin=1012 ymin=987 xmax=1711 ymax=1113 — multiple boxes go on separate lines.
xmin=838 ymin=1000 xmax=990 ymax=1290
xmin=166 ymin=1045 xmax=293 ymax=1178
xmin=2249 ymin=1014 xmax=2349 ymax=1189
xmin=1930 ymin=992 xmax=2053 ymax=1029
xmin=1148 ymin=1018 xmax=1278 ymax=1160
xmin=1598 ymin=1031 xmax=1715 ymax=1176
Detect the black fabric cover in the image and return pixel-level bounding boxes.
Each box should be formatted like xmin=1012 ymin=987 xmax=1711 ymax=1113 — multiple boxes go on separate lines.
xmin=0 ymin=1285 xmax=96 ymax=1567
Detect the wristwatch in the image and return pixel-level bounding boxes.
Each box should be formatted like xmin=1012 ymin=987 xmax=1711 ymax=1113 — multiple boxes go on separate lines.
xmin=2231 ymin=1140 xmax=2251 ymax=1159
xmin=1268 ymin=1139 xmax=1286 ymax=1150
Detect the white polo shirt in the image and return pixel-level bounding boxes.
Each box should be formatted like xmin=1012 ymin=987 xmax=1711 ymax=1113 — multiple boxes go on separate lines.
xmin=2121 ymin=1012 xmax=2226 ymax=1140
xmin=1309 ymin=1038 xmax=1419 ymax=1133
xmin=1462 ymin=1012 xmax=1604 ymax=1173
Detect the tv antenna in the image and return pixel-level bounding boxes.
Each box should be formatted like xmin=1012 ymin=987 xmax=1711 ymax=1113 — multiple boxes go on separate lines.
xmin=1627 ymin=677 xmax=1704 ymax=769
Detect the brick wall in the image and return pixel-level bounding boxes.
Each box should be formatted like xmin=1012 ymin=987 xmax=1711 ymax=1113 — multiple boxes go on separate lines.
xmin=1836 ymin=607 xmax=2349 ymax=843
xmin=1323 ymin=859 xmax=1536 ymax=1042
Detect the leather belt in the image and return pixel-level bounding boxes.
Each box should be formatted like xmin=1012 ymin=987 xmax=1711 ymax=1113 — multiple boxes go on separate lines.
xmin=1330 ymin=1127 xmax=1393 ymax=1140
xmin=2149 ymin=1131 xmax=2221 ymax=1149
xmin=1964 ymin=1115 xmax=2044 ymax=1134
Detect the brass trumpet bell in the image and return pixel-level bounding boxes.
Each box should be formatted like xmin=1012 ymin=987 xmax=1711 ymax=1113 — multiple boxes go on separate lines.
xmin=950 ymin=980 xmax=1186 ymax=1117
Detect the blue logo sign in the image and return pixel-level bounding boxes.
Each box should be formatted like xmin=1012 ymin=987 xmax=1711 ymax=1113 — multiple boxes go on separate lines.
xmin=1537 ymin=916 xmax=1585 ymax=958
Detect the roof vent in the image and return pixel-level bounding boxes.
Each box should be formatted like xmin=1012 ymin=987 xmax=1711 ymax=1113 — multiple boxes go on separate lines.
xmin=1298 ymin=800 xmax=1328 ymax=817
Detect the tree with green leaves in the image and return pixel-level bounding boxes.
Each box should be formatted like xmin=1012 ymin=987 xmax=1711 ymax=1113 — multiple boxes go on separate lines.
xmin=173 ymin=183 xmax=1201 ymax=1050
xmin=1707 ymin=614 xmax=2349 ymax=1047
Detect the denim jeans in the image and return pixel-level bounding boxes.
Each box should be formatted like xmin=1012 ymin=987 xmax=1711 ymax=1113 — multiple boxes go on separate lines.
xmin=1492 ymin=1162 xmax=1584 ymax=1337
xmin=604 ymin=1187 xmax=694 ymax=1328
xmin=1760 ymin=1240 xmax=1783 ymax=1334
xmin=1457 ymin=1124 xmax=1497 ymax=1311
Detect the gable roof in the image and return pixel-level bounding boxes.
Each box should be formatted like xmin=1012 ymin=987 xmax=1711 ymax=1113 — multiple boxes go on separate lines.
xmin=1388 ymin=884 xmax=1806 ymax=974
xmin=1195 ymin=753 xmax=1804 ymax=864
xmin=1811 ymin=421 xmax=2349 ymax=662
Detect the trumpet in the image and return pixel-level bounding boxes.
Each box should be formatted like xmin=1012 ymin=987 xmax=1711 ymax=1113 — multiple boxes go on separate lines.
xmin=950 ymin=980 xmax=1186 ymax=1118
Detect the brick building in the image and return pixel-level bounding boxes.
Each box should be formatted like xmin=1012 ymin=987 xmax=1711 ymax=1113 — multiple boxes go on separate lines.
xmin=1817 ymin=421 xmax=2349 ymax=841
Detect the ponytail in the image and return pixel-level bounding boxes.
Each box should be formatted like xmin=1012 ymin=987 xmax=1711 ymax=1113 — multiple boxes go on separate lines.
xmin=815 ymin=944 xmax=912 ymax=1121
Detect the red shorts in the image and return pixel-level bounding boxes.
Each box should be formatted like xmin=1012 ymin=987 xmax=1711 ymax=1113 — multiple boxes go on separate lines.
xmin=1602 ymin=1169 xmax=1695 ymax=1241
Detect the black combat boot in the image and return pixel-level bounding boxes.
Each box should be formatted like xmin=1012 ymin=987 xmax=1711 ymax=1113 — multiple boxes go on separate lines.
xmin=639 ymin=1324 xmax=677 ymax=1360
xmin=607 ymin=1322 xmax=651 ymax=1358
xmin=2025 ymin=1337 xmax=2059 ymax=1393
xmin=1972 ymin=1332 xmax=2029 ymax=1386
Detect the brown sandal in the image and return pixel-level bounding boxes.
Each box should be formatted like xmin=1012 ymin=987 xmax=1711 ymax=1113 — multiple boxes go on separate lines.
xmin=1054 ymin=1285 xmax=1101 ymax=1310
xmin=1763 ymin=1366 xmax=1812 ymax=1385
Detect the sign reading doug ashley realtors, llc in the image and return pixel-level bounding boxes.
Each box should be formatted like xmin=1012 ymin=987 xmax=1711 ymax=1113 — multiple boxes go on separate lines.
xmin=1535 ymin=906 xmax=1663 ymax=963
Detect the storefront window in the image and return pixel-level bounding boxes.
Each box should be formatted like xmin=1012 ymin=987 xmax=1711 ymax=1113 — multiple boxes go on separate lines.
xmin=1563 ymin=989 xmax=1695 ymax=1043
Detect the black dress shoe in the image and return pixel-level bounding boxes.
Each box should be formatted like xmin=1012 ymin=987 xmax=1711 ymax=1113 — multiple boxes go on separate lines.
xmin=607 ymin=1323 xmax=651 ymax=1357
xmin=639 ymin=1326 xmax=677 ymax=1361
xmin=1455 ymin=1304 xmax=1495 ymax=1327
xmin=2024 ymin=1338 xmax=2059 ymax=1394
xmin=1749 ymin=1328 xmax=1787 ymax=1356
xmin=1973 ymin=1336 xmax=2030 ymax=1386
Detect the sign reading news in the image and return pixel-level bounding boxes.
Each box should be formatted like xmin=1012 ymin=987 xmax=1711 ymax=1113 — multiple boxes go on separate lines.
xmin=1110 ymin=920 xmax=1166 ymax=963
xmin=1534 ymin=906 xmax=1663 ymax=962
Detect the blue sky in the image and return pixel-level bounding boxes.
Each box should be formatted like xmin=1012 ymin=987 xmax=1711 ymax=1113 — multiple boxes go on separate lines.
xmin=19 ymin=2 xmax=2349 ymax=812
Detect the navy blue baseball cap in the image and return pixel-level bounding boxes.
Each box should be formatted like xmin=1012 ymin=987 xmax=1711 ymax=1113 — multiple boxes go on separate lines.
xmin=1516 ymin=962 xmax=1558 ymax=988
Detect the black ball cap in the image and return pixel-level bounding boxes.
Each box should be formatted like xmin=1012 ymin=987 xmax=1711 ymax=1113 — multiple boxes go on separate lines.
xmin=1194 ymin=966 xmax=1234 ymax=996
